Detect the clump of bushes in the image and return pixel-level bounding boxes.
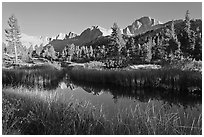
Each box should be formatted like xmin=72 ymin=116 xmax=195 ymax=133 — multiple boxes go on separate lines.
xmin=167 ymin=58 xmax=202 ymax=72
xmin=103 ymin=57 xmax=128 ymax=68
xmin=85 ymin=61 xmax=105 ymax=69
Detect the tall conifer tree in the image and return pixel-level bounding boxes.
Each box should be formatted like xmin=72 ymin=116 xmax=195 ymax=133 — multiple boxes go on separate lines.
xmin=5 ymin=14 xmax=21 ymax=63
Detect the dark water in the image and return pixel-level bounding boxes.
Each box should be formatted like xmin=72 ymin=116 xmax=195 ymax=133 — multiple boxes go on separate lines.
xmin=2 ymin=67 xmax=202 ymax=119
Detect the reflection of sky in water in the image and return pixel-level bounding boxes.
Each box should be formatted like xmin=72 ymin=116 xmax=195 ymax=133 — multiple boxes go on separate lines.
xmin=56 ymin=86 xmax=202 ymax=120
xmin=3 ymin=68 xmax=202 ymax=121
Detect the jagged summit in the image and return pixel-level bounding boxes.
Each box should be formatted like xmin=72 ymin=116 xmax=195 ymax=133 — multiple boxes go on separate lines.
xmin=123 ymin=16 xmax=163 ymax=36
xmin=18 ymin=16 xmax=164 ymax=50
xmin=66 ymin=32 xmax=78 ymax=39
xmin=87 ymin=25 xmax=112 ymax=36
xmin=54 ymin=32 xmax=78 ymax=40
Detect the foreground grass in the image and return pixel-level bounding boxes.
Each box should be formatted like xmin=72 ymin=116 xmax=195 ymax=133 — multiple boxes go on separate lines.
xmin=2 ymin=87 xmax=202 ymax=135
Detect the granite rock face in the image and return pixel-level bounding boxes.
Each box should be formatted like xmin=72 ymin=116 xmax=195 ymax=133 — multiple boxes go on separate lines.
xmin=123 ymin=16 xmax=162 ymax=36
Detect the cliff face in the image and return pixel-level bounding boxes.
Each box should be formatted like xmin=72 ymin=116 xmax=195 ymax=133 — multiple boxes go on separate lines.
xmin=123 ymin=16 xmax=163 ymax=36
xmin=50 ymin=26 xmax=105 ymax=52
xmin=54 ymin=32 xmax=78 ymax=40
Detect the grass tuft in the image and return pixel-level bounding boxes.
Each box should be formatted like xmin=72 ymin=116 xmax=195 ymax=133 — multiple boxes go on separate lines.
xmin=2 ymin=87 xmax=202 ymax=135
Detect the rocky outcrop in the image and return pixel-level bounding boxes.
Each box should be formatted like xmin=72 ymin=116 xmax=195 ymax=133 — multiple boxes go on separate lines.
xmin=53 ymin=32 xmax=78 ymax=40
xmin=123 ymin=16 xmax=163 ymax=36
xmin=65 ymin=32 xmax=78 ymax=39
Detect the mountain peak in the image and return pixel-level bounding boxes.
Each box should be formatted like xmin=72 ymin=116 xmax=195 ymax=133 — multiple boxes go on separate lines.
xmin=54 ymin=32 xmax=78 ymax=40
xmin=87 ymin=25 xmax=112 ymax=36
xmin=138 ymin=16 xmax=162 ymax=26
xmin=123 ymin=16 xmax=163 ymax=36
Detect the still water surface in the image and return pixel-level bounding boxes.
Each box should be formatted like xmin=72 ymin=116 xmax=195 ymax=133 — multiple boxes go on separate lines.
xmin=2 ymin=67 xmax=201 ymax=119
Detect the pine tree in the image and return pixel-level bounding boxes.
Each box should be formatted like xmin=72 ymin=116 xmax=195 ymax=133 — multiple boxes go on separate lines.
xmin=144 ymin=38 xmax=153 ymax=63
xmin=154 ymin=34 xmax=166 ymax=60
xmin=68 ymin=44 xmax=75 ymax=61
xmin=5 ymin=14 xmax=21 ymax=63
xmin=48 ymin=45 xmax=56 ymax=61
xmin=167 ymin=20 xmax=181 ymax=59
xmin=180 ymin=10 xmax=196 ymax=58
xmin=185 ymin=10 xmax=191 ymax=33
xmin=193 ymin=27 xmax=202 ymax=60
xmin=126 ymin=37 xmax=134 ymax=58
xmin=20 ymin=47 xmax=30 ymax=62
xmin=80 ymin=46 xmax=86 ymax=59
xmin=28 ymin=44 xmax=33 ymax=59
xmin=61 ymin=44 xmax=75 ymax=61
xmin=74 ymin=46 xmax=80 ymax=59
xmin=2 ymin=42 xmax=7 ymax=53
xmin=89 ymin=46 xmax=94 ymax=58
xmin=127 ymin=37 xmax=140 ymax=61
xmin=110 ymin=22 xmax=124 ymax=57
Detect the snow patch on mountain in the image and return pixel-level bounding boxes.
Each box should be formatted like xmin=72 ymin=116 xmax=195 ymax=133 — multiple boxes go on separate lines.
xmin=97 ymin=26 xmax=112 ymax=36
xmin=56 ymin=33 xmax=66 ymax=40
xmin=53 ymin=32 xmax=78 ymax=40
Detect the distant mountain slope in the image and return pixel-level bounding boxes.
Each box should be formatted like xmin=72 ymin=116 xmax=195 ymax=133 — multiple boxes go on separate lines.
xmin=131 ymin=19 xmax=202 ymax=46
xmin=20 ymin=33 xmax=50 ymax=49
xmin=18 ymin=16 xmax=201 ymax=54
xmin=49 ymin=17 xmax=164 ymax=52
xmin=50 ymin=26 xmax=111 ymax=52
xmin=19 ymin=32 xmax=78 ymax=49
xmin=84 ymin=19 xmax=202 ymax=49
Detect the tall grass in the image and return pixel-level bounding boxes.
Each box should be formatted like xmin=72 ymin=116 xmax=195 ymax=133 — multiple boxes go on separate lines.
xmin=2 ymin=66 xmax=67 ymax=90
xmin=69 ymin=67 xmax=201 ymax=95
xmin=2 ymin=87 xmax=202 ymax=135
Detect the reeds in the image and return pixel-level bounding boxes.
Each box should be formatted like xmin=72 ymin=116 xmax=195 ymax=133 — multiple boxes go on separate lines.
xmin=2 ymin=87 xmax=202 ymax=135
xmin=2 ymin=66 xmax=66 ymax=90
xmin=70 ymin=67 xmax=201 ymax=94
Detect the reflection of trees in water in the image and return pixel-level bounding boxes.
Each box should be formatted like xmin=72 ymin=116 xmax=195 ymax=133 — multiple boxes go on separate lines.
xmin=59 ymin=82 xmax=77 ymax=90
xmin=71 ymin=80 xmax=201 ymax=107
xmin=2 ymin=68 xmax=70 ymax=90
xmin=3 ymin=67 xmax=201 ymax=108
xmin=81 ymin=86 xmax=103 ymax=96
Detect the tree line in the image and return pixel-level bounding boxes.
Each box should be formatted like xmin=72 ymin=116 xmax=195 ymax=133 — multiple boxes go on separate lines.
xmin=3 ymin=11 xmax=202 ymax=68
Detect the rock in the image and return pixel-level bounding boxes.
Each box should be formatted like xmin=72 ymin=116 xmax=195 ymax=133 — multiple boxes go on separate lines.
xmin=123 ymin=16 xmax=162 ymax=36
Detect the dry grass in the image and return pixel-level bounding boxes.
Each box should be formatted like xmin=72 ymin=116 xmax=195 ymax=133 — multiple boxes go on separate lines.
xmin=2 ymin=87 xmax=202 ymax=135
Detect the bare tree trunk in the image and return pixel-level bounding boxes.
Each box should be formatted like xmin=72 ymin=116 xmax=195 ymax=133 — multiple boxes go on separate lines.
xmin=14 ymin=42 xmax=18 ymax=64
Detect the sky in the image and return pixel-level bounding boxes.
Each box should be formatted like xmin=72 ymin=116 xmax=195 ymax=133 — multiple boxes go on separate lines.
xmin=2 ymin=2 xmax=202 ymax=40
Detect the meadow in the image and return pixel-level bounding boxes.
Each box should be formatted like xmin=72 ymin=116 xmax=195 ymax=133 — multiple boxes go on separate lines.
xmin=2 ymin=87 xmax=202 ymax=135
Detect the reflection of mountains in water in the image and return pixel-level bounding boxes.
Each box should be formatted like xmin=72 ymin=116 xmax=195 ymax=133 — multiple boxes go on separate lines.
xmin=71 ymin=79 xmax=202 ymax=107
xmin=2 ymin=67 xmax=201 ymax=107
